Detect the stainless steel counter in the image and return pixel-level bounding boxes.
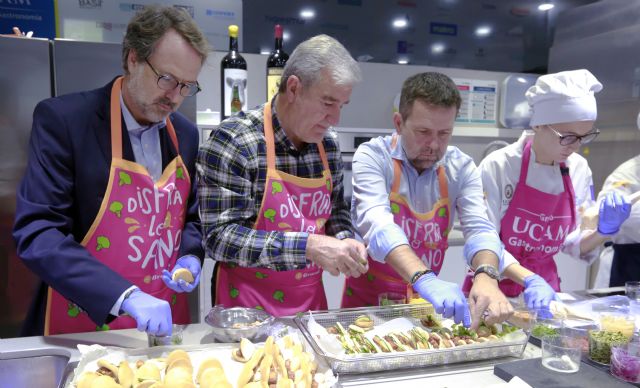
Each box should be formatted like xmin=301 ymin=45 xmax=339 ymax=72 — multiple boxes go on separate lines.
xmin=0 ymin=320 xmax=544 ymax=388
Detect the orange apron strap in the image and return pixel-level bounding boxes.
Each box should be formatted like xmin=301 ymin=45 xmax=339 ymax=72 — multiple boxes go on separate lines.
xmin=436 ymin=165 xmax=449 ymax=199
xmin=110 ymin=77 xmax=124 ymax=159
xmin=390 ymin=134 xmax=402 ymax=193
xmin=44 ymin=287 xmax=53 ymax=335
xmin=263 ymin=103 xmax=330 ymax=176
xmin=110 ymin=76 xmax=180 ymax=160
xmin=263 ymin=103 xmax=277 ymax=169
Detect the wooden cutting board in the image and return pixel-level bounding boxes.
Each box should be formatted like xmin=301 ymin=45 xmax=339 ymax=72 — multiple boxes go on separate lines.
xmin=493 ymin=357 xmax=633 ymax=387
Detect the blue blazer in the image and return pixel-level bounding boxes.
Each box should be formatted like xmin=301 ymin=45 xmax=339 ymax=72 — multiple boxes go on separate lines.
xmin=13 ymin=78 xmax=204 ymax=335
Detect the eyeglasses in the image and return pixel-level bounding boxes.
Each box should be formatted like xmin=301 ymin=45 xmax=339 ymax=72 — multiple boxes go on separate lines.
xmin=144 ymin=58 xmax=201 ymax=97
xmin=546 ymin=125 xmax=600 ymax=146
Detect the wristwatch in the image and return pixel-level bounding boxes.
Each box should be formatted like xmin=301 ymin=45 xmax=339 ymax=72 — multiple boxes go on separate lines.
xmin=473 ymin=264 xmax=500 ymax=281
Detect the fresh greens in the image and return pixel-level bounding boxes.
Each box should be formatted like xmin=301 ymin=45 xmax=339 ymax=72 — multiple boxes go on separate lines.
xmin=531 ymin=323 xmax=559 ymax=338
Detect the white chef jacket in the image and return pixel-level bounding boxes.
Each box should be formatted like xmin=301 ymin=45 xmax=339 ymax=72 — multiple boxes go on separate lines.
xmin=480 ymin=131 xmax=599 ymax=265
xmin=351 ymin=134 xmax=512 ymax=272
xmin=597 ymin=155 xmax=640 ymax=244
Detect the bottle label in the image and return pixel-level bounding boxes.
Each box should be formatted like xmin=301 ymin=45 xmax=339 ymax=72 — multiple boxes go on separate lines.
xmin=223 ymin=68 xmax=248 ymax=117
xmin=267 ymin=68 xmax=284 ymax=101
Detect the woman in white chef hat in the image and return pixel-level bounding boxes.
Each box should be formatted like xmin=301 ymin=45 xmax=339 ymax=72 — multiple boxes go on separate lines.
xmin=462 ymin=69 xmax=631 ymax=311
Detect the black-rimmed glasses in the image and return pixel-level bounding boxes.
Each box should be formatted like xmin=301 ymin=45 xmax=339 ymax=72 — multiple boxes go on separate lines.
xmin=546 ymin=125 xmax=600 ymax=146
xmin=144 ymin=58 xmax=201 ymax=97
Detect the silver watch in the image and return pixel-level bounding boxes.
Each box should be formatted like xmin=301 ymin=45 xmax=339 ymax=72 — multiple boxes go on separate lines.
xmin=473 ymin=264 xmax=500 ymax=281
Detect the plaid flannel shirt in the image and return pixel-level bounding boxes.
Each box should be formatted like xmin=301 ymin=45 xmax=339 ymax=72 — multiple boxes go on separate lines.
xmin=197 ymin=102 xmax=354 ymax=271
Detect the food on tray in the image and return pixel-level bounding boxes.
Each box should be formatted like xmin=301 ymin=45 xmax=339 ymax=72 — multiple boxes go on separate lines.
xmin=231 ymin=338 xmax=256 ymax=363
xmin=589 ymin=330 xmax=630 ymax=364
xmin=325 ymin=317 xmax=519 ymax=355
xmin=234 ymin=335 xmax=329 ymax=388
xmin=172 ymin=268 xmax=194 ymax=283
xmin=419 ymin=314 xmax=441 ymax=328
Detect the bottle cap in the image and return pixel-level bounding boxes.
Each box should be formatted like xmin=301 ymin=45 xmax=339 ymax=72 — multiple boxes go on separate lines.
xmin=275 ymin=24 xmax=283 ymax=38
xmin=228 ymin=25 xmax=239 ymax=38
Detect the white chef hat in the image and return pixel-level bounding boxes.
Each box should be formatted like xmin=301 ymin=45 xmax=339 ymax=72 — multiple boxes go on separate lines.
xmin=526 ymin=69 xmax=603 ymax=127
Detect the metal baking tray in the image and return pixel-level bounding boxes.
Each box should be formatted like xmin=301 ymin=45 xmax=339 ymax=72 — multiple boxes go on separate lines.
xmin=294 ymin=304 xmax=530 ymax=374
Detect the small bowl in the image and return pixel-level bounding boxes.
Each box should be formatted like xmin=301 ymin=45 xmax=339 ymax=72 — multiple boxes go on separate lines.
xmin=559 ymin=318 xmax=598 ymax=353
xmin=147 ymin=324 xmax=184 ymax=347
xmin=588 ymin=329 xmax=630 ymax=364
xmin=204 ymin=305 xmax=274 ymax=343
xmin=541 ymin=335 xmax=582 ymax=373
xmin=611 ymin=342 xmax=640 ymax=383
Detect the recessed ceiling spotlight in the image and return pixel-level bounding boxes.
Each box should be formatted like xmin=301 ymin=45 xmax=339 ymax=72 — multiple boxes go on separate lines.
xmin=475 ymin=26 xmax=492 ymax=37
xmin=392 ymin=17 xmax=408 ymax=29
xmin=538 ymin=2 xmax=555 ymax=11
xmin=300 ymin=9 xmax=315 ymax=19
xmin=431 ymin=43 xmax=445 ymax=54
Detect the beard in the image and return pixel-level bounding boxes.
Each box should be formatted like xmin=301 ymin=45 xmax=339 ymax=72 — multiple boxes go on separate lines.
xmin=125 ymin=71 xmax=177 ymax=125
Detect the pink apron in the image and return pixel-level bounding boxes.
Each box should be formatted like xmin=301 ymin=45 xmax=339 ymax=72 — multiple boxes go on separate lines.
xmin=341 ymin=135 xmax=450 ymax=307
xmin=45 ymin=77 xmax=191 ymax=334
xmin=462 ymin=139 xmax=576 ymax=297
xmin=215 ymin=103 xmax=331 ymax=317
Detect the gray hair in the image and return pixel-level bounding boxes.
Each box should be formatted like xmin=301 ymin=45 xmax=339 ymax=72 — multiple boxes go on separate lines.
xmin=278 ymin=34 xmax=361 ymax=92
xmin=399 ymin=72 xmax=461 ymax=119
xmin=122 ymin=5 xmax=210 ymax=74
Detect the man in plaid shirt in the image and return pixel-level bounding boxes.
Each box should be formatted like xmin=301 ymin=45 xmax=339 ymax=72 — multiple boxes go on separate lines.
xmin=197 ymin=35 xmax=368 ymax=315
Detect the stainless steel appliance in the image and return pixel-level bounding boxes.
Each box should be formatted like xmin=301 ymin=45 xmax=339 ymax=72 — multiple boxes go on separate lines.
xmin=0 ymin=36 xmax=52 ymax=338
xmin=333 ymin=127 xmax=395 ymax=206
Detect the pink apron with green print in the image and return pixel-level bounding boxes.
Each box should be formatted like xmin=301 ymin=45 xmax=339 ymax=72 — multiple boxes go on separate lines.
xmin=342 ymin=136 xmax=450 ymax=308
xmin=44 ymin=77 xmax=191 ymax=334
xmin=215 ymin=103 xmax=331 ymax=317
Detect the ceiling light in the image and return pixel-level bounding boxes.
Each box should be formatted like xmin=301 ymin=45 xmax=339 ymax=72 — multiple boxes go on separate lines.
xmin=300 ymin=8 xmax=315 ymax=19
xmin=392 ymin=17 xmax=408 ymax=29
xmin=283 ymin=31 xmax=291 ymax=41
xmin=475 ymin=26 xmax=492 ymax=37
xmin=397 ymin=58 xmax=409 ymax=65
xmin=538 ymin=2 xmax=554 ymax=11
xmin=431 ymin=43 xmax=445 ymax=54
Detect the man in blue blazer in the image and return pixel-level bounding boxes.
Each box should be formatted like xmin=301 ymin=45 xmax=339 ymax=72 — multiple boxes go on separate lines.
xmin=13 ymin=6 xmax=209 ymax=336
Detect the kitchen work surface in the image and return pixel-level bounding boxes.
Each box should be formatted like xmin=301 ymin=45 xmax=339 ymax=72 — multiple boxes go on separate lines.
xmin=494 ymin=357 xmax=633 ymax=387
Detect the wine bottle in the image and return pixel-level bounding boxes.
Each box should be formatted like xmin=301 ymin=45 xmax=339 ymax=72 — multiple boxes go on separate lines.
xmin=266 ymin=24 xmax=289 ymax=101
xmin=221 ymin=24 xmax=247 ymax=119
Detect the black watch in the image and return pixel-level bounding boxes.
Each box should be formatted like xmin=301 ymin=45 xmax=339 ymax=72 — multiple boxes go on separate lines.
xmin=473 ymin=264 xmax=500 ymax=281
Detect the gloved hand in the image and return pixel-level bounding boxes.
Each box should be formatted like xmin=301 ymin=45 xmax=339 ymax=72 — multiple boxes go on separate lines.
xmin=598 ymin=191 xmax=631 ymax=235
xmin=523 ymin=274 xmax=559 ymax=313
xmin=162 ymin=255 xmax=201 ymax=293
xmin=413 ymin=272 xmax=471 ymax=326
xmin=121 ymin=289 xmax=172 ymax=336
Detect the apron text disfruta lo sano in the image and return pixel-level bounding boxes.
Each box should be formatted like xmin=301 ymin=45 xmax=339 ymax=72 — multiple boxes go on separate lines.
xmin=45 ymin=77 xmax=191 ymax=334
xmin=215 ymin=103 xmax=332 ymax=316
xmin=342 ymin=135 xmax=450 ymax=307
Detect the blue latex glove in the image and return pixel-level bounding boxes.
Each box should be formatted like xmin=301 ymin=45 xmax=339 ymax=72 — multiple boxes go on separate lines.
xmin=121 ymin=289 xmax=172 ymax=336
xmin=162 ymin=255 xmax=201 ymax=293
xmin=598 ymin=191 xmax=631 ymax=235
xmin=523 ymin=274 xmax=559 ymax=313
xmin=413 ymin=272 xmax=471 ymax=327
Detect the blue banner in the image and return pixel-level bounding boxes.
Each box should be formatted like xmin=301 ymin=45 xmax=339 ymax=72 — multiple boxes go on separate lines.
xmin=0 ymin=0 xmax=55 ymax=38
